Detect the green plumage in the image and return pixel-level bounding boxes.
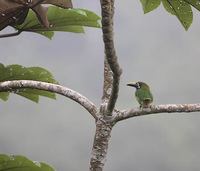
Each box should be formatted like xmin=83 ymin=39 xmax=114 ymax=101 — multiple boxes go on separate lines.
xmin=127 ymin=81 xmax=153 ymax=108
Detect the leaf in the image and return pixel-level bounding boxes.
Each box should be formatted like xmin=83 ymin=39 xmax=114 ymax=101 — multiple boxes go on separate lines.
xmin=15 ymin=7 xmax=101 ymax=39
xmin=43 ymin=0 xmax=73 ymax=8
xmin=32 ymin=4 xmax=49 ymax=28
xmin=27 ymin=67 xmax=58 ymax=83
xmin=140 ymin=0 xmax=161 ymax=13
xmin=184 ymin=0 xmax=200 ymax=11
xmin=0 ymin=92 xmax=9 ymax=101
xmin=39 ymin=162 xmax=55 ymax=171
xmin=0 ymin=0 xmax=27 ymax=31
xmin=162 ymin=0 xmax=193 ymax=30
xmin=36 ymin=31 xmax=54 ymax=39
xmin=17 ymin=89 xmax=56 ymax=103
xmin=16 ymin=91 xmax=39 ymax=103
xmin=0 ymin=154 xmax=55 ymax=171
xmin=0 ymin=0 xmax=73 ymax=30
xmin=162 ymin=0 xmax=176 ymax=15
xmin=0 ymin=63 xmax=58 ymax=102
xmin=139 ymin=0 xmax=200 ymax=30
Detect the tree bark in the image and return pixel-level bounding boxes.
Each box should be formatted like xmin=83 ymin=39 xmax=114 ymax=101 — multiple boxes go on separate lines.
xmin=90 ymin=116 xmax=113 ymax=171
xmin=115 ymin=104 xmax=200 ymax=122
xmin=100 ymin=0 xmax=122 ymax=115
xmin=0 ymin=80 xmax=98 ymax=118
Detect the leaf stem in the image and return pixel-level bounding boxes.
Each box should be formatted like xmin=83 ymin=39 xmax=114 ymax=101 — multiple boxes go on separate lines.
xmin=0 ymin=30 xmax=22 ymax=38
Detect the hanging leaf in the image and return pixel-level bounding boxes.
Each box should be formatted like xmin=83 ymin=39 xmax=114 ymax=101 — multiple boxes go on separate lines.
xmin=184 ymin=0 xmax=200 ymax=11
xmin=139 ymin=0 xmax=200 ymax=30
xmin=14 ymin=7 xmax=101 ymax=39
xmin=162 ymin=0 xmax=193 ymax=30
xmin=0 ymin=92 xmax=9 ymax=101
xmin=0 ymin=63 xmax=58 ymax=103
xmin=0 ymin=154 xmax=55 ymax=171
xmin=140 ymin=0 xmax=161 ymax=13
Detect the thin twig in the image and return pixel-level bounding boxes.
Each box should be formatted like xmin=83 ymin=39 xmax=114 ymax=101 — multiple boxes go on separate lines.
xmin=0 ymin=80 xmax=98 ymax=119
xmin=115 ymin=104 xmax=200 ymax=122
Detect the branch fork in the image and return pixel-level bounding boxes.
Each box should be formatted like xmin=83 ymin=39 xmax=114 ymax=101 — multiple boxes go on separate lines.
xmin=1 ymin=0 xmax=200 ymax=171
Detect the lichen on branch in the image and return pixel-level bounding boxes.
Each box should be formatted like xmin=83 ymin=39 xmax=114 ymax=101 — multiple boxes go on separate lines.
xmin=115 ymin=104 xmax=200 ymax=122
xmin=0 ymin=80 xmax=98 ymax=119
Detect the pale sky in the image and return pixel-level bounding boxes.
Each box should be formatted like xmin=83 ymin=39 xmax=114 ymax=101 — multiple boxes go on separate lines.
xmin=1 ymin=1 xmax=200 ymax=171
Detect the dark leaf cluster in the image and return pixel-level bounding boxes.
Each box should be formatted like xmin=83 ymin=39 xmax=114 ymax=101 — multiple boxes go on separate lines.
xmin=0 ymin=0 xmax=73 ymax=30
xmin=0 ymin=63 xmax=58 ymax=102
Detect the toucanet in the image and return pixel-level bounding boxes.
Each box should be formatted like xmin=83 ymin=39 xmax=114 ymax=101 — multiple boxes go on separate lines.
xmin=127 ymin=81 xmax=153 ymax=108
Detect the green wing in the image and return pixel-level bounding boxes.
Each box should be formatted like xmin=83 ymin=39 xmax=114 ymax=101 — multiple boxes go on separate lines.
xmin=135 ymin=88 xmax=153 ymax=105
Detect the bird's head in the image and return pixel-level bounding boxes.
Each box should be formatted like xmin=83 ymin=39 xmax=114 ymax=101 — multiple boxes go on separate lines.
xmin=127 ymin=81 xmax=149 ymax=90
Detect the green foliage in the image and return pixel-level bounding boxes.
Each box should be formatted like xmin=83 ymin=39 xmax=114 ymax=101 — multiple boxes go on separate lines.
xmin=0 ymin=154 xmax=54 ymax=171
xmin=140 ymin=0 xmax=161 ymax=13
xmin=0 ymin=63 xmax=58 ymax=103
xmin=139 ymin=0 xmax=200 ymax=30
xmin=15 ymin=7 xmax=101 ymax=39
xmin=162 ymin=0 xmax=192 ymax=30
xmin=184 ymin=0 xmax=200 ymax=11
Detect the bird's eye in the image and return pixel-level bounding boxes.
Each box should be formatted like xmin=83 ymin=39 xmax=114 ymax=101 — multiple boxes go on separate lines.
xmin=136 ymin=82 xmax=140 ymax=89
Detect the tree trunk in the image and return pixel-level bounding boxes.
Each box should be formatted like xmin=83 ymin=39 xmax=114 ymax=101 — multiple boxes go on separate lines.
xmin=90 ymin=117 xmax=113 ymax=171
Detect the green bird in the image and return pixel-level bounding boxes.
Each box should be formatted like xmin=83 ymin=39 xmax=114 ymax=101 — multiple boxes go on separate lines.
xmin=127 ymin=81 xmax=153 ymax=108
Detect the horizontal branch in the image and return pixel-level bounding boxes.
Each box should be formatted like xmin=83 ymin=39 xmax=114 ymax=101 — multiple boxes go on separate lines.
xmin=0 ymin=80 xmax=98 ymax=119
xmin=115 ymin=104 xmax=200 ymax=122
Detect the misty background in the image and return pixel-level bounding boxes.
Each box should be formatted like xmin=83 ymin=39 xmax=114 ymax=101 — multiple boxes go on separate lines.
xmin=1 ymin=0 xmax=200 ymax=171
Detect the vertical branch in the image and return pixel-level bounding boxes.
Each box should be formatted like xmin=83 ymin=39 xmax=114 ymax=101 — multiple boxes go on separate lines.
xmin=89 ymin=0 xmax=120 ymax=170
xmin=102 ymin=59 xmax=113 ymax=104
xmin=100 ymin=0 xmax=122 ymax=115
xmin=90 ymin=118 xmax=113 ymax=171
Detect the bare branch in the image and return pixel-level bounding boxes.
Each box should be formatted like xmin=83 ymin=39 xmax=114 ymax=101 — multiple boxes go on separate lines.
xmin=0 ymin=80 xmax=98 ymax=119
xmin=89 ymin=1 xmax=122 ymax=169
xmin=114 ymin=104 xmax=200 ymax=122
xmin=101 ymin=59 xmax=112 ymax=104
xmin=100 ymin=0 xmax=122 ymax=114
xmin=90 ymin=116 xmax=113 ymax=171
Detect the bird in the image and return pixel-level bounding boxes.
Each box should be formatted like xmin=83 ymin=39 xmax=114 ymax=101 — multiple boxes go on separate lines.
xmin=127 ymin=81 xmax=153 ymax=108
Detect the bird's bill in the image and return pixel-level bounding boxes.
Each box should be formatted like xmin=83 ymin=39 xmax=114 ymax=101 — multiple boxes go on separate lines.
xmin=126 ymin=83 xmax=137 ymax=88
